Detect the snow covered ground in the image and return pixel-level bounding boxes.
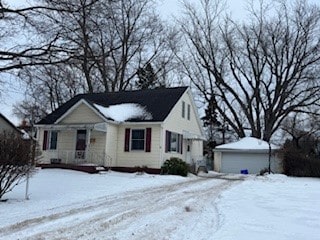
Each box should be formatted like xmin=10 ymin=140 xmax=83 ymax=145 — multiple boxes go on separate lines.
xmin=1 ymin=169 xmax=320 ymax=240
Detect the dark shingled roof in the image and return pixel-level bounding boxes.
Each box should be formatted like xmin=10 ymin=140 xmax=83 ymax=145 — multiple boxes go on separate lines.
xmin=37 ymin=87 xmax=188 ymax=124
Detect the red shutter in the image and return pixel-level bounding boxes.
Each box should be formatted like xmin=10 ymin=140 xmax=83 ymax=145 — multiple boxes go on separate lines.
xmin=165 ymin=131 xmax=171 ymax=153
xmin=145 ymin=128 xmax=152 ymax=152
xmin=124 ymin=128 xmax=130 ymax=152
xmin=179 ymin=134 xmax=183 ymax=154
xmin=42 ymin=130 xmax=48 ymax=150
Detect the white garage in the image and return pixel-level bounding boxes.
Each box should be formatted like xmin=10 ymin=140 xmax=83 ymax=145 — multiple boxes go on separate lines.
xmin=213 ymin=137 xmax=282 ymax=174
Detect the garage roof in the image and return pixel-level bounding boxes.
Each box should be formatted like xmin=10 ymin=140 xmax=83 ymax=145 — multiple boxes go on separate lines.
xmin=215 ymin=137 xmax=279 ymax=151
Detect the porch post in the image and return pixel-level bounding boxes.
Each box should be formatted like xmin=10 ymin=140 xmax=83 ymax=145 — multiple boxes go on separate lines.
xmin=86 ymin=128 xmax=91 ymax=161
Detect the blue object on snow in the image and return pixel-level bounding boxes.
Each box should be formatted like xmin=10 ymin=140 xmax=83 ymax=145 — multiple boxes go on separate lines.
xmin=240 ymin=169 xmax=248 ymax=174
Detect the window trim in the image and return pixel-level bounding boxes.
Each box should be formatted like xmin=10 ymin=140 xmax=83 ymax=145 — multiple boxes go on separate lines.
xmin=170 ymin=132 xmax=179 ymax=152
xmin=43 ymin=130 xmax=58 ymax=150
xmin=165 ymin=130 xmax=183 ymax=154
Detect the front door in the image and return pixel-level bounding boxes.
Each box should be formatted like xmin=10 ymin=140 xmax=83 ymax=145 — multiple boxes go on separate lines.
xmin=75 ymin=130 xmax=87 ymax=159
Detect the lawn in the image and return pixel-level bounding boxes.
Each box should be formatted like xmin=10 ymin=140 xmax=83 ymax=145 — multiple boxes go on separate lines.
xmin=1 ymin=169 xmax=319 ymax=239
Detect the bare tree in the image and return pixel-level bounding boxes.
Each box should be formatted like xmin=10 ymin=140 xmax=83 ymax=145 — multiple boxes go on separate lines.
xmin=29 ymin=0 xmax=175 ymax=92
xmin=0 ymin=1 xmax=71 ymax=73
xmin=0 ymin=131 xmax=35 ymax=200
xmin=14 ymin=64 xmax=85 ymax=121
xmin=281 ymin=112 xmax=320 ymax=148
xmin=178 ymin=0 xmax=320 ymax=141
xmin=13 ymin=0 xmax=178 ymax=119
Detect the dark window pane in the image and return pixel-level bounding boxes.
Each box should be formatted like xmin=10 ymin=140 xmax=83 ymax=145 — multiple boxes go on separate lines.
xmin=182 ymin=101 xmax=185 ymax=118
xmin=132 ymin=139 xmax=145 ymax=150
xmin=131 ymin=129 xmax=145 ymax=150
xmin=50 ymin=131 xmax=58 ymax=150
xmin=132 ymin=129 xmax=144 ymax=139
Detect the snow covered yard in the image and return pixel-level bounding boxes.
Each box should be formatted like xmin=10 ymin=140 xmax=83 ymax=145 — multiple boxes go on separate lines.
xmin=0 ymin=169 xmax=320 ymax=240
xmin=214 ymin=174 xmax=320 ymax=240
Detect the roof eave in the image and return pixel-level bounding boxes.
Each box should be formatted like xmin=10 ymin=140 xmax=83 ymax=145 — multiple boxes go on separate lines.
xmin=213 ymin=148 xmax=279 ymax=153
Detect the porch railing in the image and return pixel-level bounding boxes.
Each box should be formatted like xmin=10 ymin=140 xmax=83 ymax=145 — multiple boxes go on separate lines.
xmin=52 ymin=150 xmax=112 ymax=167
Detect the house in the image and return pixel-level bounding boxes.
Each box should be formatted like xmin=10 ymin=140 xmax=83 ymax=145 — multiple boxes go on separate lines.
xmin=35 ymin=87 xmax=205 ymax=172
xmin=213 ymin=137 xmax=282 ymax=174
xmin=0 ymin=113 xmax=20 ymax=135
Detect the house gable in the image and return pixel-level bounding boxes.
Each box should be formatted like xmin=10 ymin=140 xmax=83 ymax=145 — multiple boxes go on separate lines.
xmin=0 ymin=113 xmax=20 ymax=134
xmin=56 ymin=99 xmax=106 ymax=124
xmin=163 ymin=88 xmax=204 ymax=138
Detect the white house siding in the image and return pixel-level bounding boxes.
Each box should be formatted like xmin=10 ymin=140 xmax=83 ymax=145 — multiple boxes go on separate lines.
xmin=37 ymin=128 xmax=48 ymax=163
xmin=59 ymin=103 xmax=104 ymax=124
xmin=88 ymin=130 xmax=107 ymax=165
xmin=57 ymin=130 xmax=76 ymax=164
xmin=37 ymin=128 xmax=72 ymax=164
xmin=214 ymin=152 xmax=222 ymax=172
xmin=116 ymin=124 xmax=161 ymax=169
xmin=162 ymin=90 xmax=204 ymax=164
xmin=105 ymin=123 xmax=118 ymax=166
xmin=191 ymin=140 xmax=203 ymax=162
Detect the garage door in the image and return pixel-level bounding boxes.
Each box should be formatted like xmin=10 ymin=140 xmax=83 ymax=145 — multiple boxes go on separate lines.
xmin=221 ymin=152 xmax=269 ymax=174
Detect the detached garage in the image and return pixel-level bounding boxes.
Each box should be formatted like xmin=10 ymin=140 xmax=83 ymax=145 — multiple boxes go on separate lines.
xmin=213 ymin=137 xmax=282 ymax=174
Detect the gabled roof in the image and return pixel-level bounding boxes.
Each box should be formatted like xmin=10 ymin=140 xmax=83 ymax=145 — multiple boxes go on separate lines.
xmin=37 ymin=87 xmax=188 ymax=124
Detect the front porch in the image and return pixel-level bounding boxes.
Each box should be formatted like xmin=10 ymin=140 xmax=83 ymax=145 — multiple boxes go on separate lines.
xmin=39 ymin=123 xmax=113 ymax=168
xmin=46 ymin=150 xmax=112 ymax=167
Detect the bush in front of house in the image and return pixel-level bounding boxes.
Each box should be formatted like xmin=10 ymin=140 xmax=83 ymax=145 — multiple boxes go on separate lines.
xmin=0 ymin=131 xmax=35 ymax=200
xmin=161 ymin=157 xmax=189 ymax=177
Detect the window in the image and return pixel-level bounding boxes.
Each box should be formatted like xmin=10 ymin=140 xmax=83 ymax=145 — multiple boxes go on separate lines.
xmin=131 ymin=129 xmax=145 ymax=150
xmin=124 ymin=128 xmax=152 ymax=152
xmin=43 ymin=130 xmax=58 ymax=150
xmin=187 ymin=104 xmax=191 ymax=120
xmin=165 ymin=131 xmax=183 ymax=154
xmin=170 ymin=132 xmax=178 ymax=152
xmin=182 ymin=101 xmax=185 ymax=118
xmin=49 ymin=131 xmax=58 ymax=150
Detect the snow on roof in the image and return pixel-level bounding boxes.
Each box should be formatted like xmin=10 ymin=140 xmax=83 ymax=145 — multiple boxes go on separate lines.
xmin=94 ymin=103 xmax=152 ymax=122
xmin=215 ymin=137 xmax=279 ymax=150
xmin=20 ymin=129 xmax=31 ymax=140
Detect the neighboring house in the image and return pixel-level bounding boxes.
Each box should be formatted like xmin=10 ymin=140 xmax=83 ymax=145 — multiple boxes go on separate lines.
xmin=213 ymin=137 xmax=282 ymax=174
xmin=35 ymin=87 xmax=205 ymax=171
xmin=0 ymin=113 xmax=20 ymax=134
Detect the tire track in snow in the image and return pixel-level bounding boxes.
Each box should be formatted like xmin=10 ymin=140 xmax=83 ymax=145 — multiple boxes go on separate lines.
xmin=0 ymin=177 xmax=241 ymax=240
xmin=0 ymin=177 xmax=209 ymax=238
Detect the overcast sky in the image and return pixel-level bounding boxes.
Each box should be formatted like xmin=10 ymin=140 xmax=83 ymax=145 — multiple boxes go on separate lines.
xmin=1 ymin=0 xmax=320 ymax=124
